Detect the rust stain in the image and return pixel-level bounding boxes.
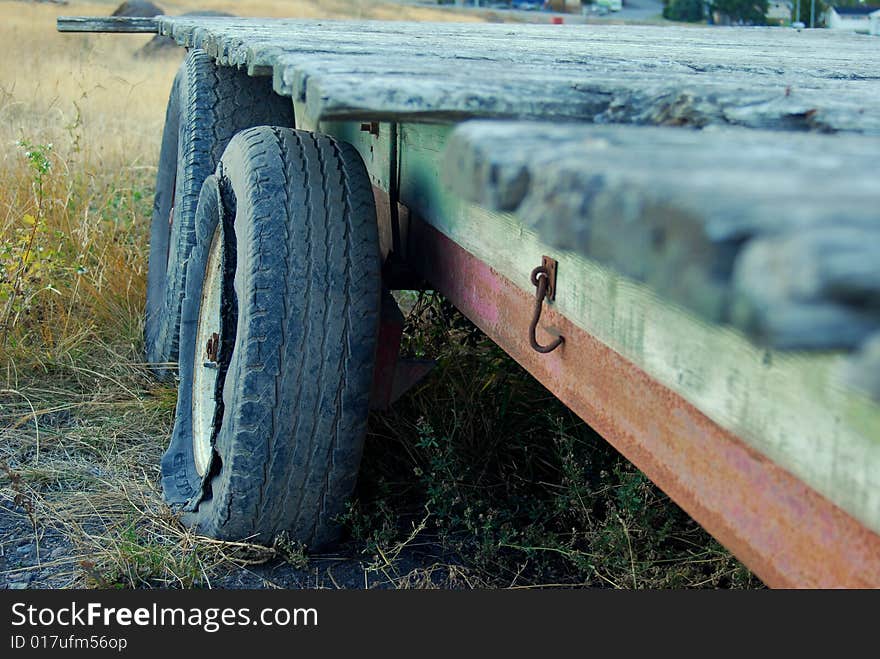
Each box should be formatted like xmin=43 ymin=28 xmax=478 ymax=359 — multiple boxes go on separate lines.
xmin=370 ymin=294 xmax=404 ymax=411
xmin=407 ymin=215 xmax=880 ymax=588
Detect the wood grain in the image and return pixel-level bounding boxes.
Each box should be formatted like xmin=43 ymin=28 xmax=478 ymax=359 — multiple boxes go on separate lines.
xmin=57 ymin=17 xmax=158 ymax=33
xmin=444 ymin=122 xmax=880 ymax=355
xmin=156 ymin=18 xmax=880 ymax=133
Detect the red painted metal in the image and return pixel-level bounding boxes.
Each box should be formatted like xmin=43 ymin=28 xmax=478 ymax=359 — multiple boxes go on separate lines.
xmin=541 ymin=255 xmax=557 ymax=302
xmin=407 ymin=216 xmax=880 ymax=588
xmin=390 ymin=359 xmax=434 ymax=405
xmin=370 ymin=294 xmax=405 ymax=410
xmin=370 ymin=292 xmax=435 ymax=410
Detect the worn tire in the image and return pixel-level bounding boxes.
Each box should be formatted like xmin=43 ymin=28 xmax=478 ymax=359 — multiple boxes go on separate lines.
xmin=145 ymin=50 xmax=293 ymax=379
xmin=162 ymin=127 xmax=381 ymax=547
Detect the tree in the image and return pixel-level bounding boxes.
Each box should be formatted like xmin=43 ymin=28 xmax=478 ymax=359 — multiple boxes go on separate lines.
xmin=663 ymin=0 xmax=706 ymax=21
xmin=712 ymin=0 xmax=769 ymax=24
xmin=794 ymin=0 xmax=830 ymax=26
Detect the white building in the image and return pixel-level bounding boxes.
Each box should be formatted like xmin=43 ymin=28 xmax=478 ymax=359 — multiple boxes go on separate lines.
xmin=766 ymin=1 xmax=793 ymax=25
xmin=826 ymin=5 xmax=880 ymax=33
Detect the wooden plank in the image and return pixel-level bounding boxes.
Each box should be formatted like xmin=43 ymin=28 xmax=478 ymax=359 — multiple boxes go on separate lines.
xmin=156 ymin=18 xmax=880 ymax=133
xmin=844 ymin=333 xmax=880 ymax=402
xmin=57 ymin=17 xmax=158 ymax=33
xmin=313 ymin=119 xmax=880 ymax=542
xmin=156 ymin=18 xmax=880 ymax=80
xmin=442 ymin=122 xmax=880 ymax=352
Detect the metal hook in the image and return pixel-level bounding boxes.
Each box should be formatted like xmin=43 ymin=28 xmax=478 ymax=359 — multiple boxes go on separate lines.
xmin=529 ymin=264 xmax=563 ymax=354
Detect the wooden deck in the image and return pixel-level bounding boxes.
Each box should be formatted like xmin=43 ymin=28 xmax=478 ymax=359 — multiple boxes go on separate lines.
xmin=157 ymin=18 xmax=880 ymax=133
xmin=118 ymin=17 xmax=880 ymax=584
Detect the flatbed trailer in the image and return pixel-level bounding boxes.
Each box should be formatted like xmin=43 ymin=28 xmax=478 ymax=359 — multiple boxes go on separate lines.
xmin=58 ymin=16 xmax=880 ymax=587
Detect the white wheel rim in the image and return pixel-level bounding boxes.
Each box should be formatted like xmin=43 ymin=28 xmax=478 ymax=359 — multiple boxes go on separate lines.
xmin=191 ymin=225 xmax=224 ymax=477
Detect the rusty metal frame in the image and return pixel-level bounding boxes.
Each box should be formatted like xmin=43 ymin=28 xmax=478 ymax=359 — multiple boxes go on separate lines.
xmin=405 ymin=214 xmax=880 ymax=588
xmin=541 ymin=255 xmax=557 ymax=302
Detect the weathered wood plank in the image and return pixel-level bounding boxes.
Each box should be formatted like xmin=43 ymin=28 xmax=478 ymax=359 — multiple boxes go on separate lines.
xmin=844 ymin=333 xmax=880 ymax=402
xmin=443 ymin=121 xmax=880 ymax=353
xmin=733 ymin=229 xmax=880 ymax=350
xmin=57 ymin=16 xmax=158 ymax=33
xmin=156 ymin=18 xmax=880 ymax=133
xmin=157 ymin=18 xmax=880 ymax=80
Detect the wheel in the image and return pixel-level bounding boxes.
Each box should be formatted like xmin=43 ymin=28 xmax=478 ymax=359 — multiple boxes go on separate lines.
xmin=145 ymin=49 xmax=294 ymax=379
xmin=161 ymin=127 xmax=381 ymax=547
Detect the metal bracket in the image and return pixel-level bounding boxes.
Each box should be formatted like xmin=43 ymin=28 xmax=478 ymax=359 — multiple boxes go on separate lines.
xmin=541 ymin=255 xmax=557 ymax=302
xmin=370 ymin=293 xmax=435 ymax=409
xmin=360 ymin=121 xmax=380 ymax=137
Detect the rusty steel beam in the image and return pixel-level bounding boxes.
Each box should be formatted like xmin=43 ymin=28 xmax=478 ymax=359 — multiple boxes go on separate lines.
xmin=370 ymin=294 xmax=406 ymax=411
xmin=407 ymin=215 xmax=880 ymax=588
xmin=370 ymin=292 xmax=435 ymax=410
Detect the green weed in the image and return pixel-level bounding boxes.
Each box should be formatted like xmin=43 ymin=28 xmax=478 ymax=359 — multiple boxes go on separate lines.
xmin=347 ymin=292 xmax=762 ymax=589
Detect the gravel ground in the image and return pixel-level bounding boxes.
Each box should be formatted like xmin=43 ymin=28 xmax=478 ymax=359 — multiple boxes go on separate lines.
xmin=0 ymin=499 xmax=459 ymax=590
xmin=0 ymin=500 xmax=77 ymax=589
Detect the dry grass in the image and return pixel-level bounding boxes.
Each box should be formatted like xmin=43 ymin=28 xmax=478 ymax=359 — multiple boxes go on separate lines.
xmin=0 ymin=3 xmax=167 ymax=586
xmin=0 ymin=4 xmax=175 ymax=359
xmin=0 ymin=0 xmax=483 ymax=589
xmin=0 ymin=3 xmax=177 ymax=588
xmin=0 ymin=0 xmax=478 ymax=363
xmin=157 ymin=0 xmax=484 ymax=21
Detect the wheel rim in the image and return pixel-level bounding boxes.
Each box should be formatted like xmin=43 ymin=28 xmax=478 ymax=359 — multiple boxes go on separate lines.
xmin=165 ymin=173 xmax=175 ymax=268
xmin=191 ymin=225 xmax=224 ymax=477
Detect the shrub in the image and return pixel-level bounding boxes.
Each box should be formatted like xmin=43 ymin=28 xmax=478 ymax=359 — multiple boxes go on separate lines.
xmin=663 ymin=0 xmax=706 ymax=21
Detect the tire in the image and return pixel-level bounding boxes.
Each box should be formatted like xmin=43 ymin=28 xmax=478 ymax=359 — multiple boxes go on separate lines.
xmin=145 ymin=50 xmax=294 ymax=379
xmin=162 ymin=127 xmax=382 ymax=547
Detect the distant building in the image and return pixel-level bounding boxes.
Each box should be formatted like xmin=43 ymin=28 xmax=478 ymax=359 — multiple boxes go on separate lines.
xmin=825 ymin=5 xmax=880 ymax=33
xmin=766 ymin=0 xmax=793 ymax=25
xmin=546 ymin=0 xmax=600 ymax=11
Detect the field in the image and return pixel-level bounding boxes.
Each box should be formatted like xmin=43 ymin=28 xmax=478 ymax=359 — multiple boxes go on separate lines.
xmin=0 ymin=0 xmax=758 ymax=588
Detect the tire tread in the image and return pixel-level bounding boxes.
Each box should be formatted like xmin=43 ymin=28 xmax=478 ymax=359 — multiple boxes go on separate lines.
xmin=166 ymin=126 xmax=380 ymax=548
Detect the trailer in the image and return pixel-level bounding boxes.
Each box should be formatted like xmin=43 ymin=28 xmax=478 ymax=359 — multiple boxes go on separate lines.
xmin=58 ymin=15 xmax=880 ymax=587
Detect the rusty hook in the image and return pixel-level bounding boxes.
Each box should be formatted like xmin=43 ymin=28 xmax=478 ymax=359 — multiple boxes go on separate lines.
xmin=205 ymin=332 xmax=220 ymax=363
xmin=529 ymin=265 xmax=563 ymax=354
